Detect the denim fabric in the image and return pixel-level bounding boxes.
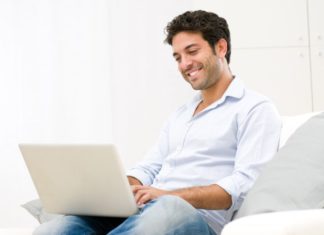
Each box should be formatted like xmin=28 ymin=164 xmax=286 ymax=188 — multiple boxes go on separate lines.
xmin=33 ymin=196 xmax=217 ymax=235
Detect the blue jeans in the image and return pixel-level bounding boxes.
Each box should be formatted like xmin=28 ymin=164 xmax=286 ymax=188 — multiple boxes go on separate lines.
xmin=33 ymin=195 xmax=217 ymax=235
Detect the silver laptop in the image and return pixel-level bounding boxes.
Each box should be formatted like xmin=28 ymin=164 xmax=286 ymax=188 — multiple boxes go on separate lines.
xmin=19 ymin=144 xmax=138 ymax=217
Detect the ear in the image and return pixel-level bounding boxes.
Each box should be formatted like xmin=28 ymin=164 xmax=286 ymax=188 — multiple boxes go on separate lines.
xmin=214 ymin=38 xmax=228 ymax=58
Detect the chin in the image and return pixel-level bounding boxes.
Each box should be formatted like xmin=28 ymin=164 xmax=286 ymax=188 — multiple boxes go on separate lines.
xmin=190 ymin=83 xmax=204 ymax=90
xmin=191 ymin=86 xmax=200 ymax=90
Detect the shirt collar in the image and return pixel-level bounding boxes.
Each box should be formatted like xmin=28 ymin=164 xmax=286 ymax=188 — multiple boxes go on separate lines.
xmin=191 ymin=76 xmax=245 ymax=105
xmin=223 ymin=76 xmax=245 ymax=100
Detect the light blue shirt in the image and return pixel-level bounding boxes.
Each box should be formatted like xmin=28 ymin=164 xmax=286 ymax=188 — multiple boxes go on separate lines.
xmin=127 ymin=77 xmax=281 ymax=234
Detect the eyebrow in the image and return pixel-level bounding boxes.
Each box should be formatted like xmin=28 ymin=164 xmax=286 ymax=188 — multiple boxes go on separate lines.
xmin=172 ymin=43 xmax=199 ymax=57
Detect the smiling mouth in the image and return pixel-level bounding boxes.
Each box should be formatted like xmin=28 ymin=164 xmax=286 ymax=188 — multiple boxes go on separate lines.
xmin=186 ymin=66 xmax=202 ymax=79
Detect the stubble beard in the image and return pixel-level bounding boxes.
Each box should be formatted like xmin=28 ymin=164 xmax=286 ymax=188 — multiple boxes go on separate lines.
xmin=186 ymin=58 xmax=220 ymax=91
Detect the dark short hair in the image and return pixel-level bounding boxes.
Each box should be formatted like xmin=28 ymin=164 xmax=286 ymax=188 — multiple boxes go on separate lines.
xmin=165 ymin=10 xmax=231 ymax=63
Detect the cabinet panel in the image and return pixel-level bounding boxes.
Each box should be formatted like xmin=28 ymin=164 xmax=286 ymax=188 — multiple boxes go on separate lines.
xmin=311 ymin=46 xmax=324 ymax=111
xmin=192 ymin=0 xmax=308 ymax=48
xmin=308 ymin=0 xmax=324 ymax=111
xmin=308 ymin=0 xmax=324 ymax=46
xmin=230 ymin=47 xmax=312 ymax=115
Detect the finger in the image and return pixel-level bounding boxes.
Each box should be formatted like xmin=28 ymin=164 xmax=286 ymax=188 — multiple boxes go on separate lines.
xmin=131 ymin=185 xmax=140 ymax=194
xmin=135 ymin=188 xmax=156 ymax=205
xmin=131 ymin=185 xmax=147 ymax=194
xmin=137 ymin=192 xmax=152 ymax=205
xmin=134 ymin=188 xmax=149 ymax=203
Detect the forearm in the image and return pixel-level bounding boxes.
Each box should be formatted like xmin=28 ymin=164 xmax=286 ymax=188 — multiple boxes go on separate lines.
xmin=170 ymin=184 xmax=232 ymax=210
xmin=127 ymin=176 xmax=143 ymax=186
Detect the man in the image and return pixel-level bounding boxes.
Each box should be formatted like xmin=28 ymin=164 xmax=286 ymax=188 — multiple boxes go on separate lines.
xmin=34 ymin=10 xmax=281 ymax=235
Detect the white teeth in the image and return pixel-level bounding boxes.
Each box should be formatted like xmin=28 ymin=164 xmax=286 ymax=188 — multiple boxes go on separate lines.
xmin=188 ymin=69 xmax=199 ymax=77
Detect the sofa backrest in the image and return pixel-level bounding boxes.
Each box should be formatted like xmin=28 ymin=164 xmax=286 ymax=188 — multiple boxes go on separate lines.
xmin=235 ymin=111 xmax=324 ymax=219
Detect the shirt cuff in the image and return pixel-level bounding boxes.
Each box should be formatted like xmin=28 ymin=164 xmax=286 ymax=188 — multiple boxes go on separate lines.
xmin=216 ymin=176 xmax=241 ymax=212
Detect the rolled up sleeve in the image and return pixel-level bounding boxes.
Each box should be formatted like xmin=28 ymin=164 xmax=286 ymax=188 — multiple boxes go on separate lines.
xmin=216 ymin=101 xmax=282 ymax=211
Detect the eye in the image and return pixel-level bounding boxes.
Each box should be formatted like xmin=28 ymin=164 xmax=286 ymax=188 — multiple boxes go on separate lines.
xmin=174 ymin=56 xmax=181 ymax=63
xmin=188 ymin=49 xmax=198 ymax=55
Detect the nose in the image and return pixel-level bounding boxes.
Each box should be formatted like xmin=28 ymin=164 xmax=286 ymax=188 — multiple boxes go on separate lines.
xmin=179 ymin=55 xmax=193 ymax=71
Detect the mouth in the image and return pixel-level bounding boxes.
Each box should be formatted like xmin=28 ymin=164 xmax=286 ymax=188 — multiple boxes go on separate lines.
xmin=187 ymin=70 xmax=199 ymax=77
xmin=186 ymin=66 xmax=203 ymax=80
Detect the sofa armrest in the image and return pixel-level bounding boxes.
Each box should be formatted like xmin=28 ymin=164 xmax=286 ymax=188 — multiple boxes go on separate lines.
xmin=222 ymin=209 xmax=324 ymax=235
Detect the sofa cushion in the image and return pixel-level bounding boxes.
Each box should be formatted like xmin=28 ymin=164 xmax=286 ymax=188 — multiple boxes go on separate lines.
xmin=235 ymin=112 xmax=324 ymax=218
xmin=21 ymin=199 xmax=62 ymax=224
xmin=279 ymin=112 xmax=321 ymax=147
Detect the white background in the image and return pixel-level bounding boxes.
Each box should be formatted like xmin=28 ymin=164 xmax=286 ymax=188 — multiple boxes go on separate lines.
xmin=0 ymin=0 xmax=323 ymax=228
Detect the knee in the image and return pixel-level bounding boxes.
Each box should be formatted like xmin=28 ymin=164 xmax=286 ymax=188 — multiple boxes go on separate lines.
xmin=33 ymin=218 xmax=62 ymax=235
xmin=157 ymin=195 xmax=186 ymax=205
xmin=133 ymin=196 xmax=204 ymax=234
xmin=142 ymin=195 xmax=199 ymax=224
xmin=152 ymin=195 xmax=196 ymax=215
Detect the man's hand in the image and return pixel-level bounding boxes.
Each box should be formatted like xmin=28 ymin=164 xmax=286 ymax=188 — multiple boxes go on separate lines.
xmin=132 ymin=185 xmax=169 ymax=206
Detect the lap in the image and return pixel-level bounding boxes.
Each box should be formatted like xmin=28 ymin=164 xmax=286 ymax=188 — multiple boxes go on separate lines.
xmin=110 ymin=195 xmax=216 ymax=235
xmin=33 ymin=215 xmax=125 ymax=235
xmin=33 ymin=196 xmax=216 ymax=235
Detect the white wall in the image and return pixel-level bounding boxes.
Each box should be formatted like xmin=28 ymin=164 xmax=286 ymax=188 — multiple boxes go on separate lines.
xmin=0 ymin=0 xmax=112 ymax=227
xmin=108 ymin=0 xmax=198 ymax=168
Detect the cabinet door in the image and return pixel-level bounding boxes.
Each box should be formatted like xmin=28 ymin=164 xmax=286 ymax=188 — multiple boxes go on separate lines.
xmin=230 ymin=47 xmax=312 ymax=115
xmin=311 ymin=47 xmax=324 ymax=111
xmin=309 ymin=0 xmax=324 ymax=111
xmin=308 ymin=0 xmax=324 ymax=46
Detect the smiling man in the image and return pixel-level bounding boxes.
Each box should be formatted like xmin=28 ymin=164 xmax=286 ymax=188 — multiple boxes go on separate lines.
xmin=34 ymin=10 xmax=281 ymax=235
xmin=172 ymin=30 xmax=232 ymax=115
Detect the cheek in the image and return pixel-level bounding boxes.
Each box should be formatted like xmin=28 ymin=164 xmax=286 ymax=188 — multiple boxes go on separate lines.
xmin=178 ymin=65 xmax=186 ymax=76
xmin=205 ymin=56 xmax=218 ymax=71
xmin=178 ymin=62 xmax=188 ymax=73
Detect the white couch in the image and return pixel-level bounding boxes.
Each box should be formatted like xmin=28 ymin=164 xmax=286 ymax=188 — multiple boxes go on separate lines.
xmin=1 ymin=112 xmax=323 ymax=235
xmin=222 ymin=209 xmax=324 ymax=235
xmin=222 ymin=111 xmax=324 ymax=235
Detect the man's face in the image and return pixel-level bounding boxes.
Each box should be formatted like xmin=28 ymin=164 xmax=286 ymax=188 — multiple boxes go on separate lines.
xmin=172 ymin=31 xmax=223 ymax=91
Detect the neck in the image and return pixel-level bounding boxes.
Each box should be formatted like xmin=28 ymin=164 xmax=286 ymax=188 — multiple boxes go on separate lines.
xmin=201 ymin=71 xmax=233 ymax=106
